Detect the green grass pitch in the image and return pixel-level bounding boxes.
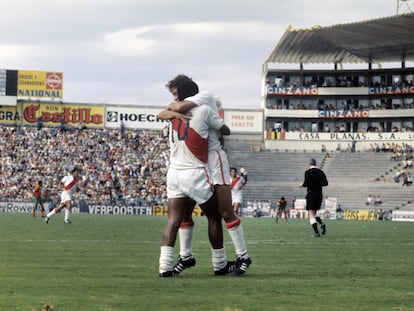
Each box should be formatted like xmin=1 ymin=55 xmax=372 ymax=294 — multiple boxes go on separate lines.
xmin=0 ymin=213 xmax=413 ymax=311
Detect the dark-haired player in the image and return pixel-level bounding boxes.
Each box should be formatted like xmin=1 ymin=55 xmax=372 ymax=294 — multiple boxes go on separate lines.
xmin=32 ymin=180 xmax=45 ymax=217
xmin=45 ymin=166 xmax=85 ymax=224
xmin=161 ymin=75 xmax=251 ymax=276
xmin=158 ymin=79 xmax=234 ymax=276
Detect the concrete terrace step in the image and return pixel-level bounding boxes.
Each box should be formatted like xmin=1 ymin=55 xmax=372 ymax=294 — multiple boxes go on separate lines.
xmin=225 ymin=139 xmax=414 ymax=211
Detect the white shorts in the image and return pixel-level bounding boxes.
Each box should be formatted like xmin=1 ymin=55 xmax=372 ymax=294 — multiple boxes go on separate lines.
xmin=60 ymin=191 xmax=73 ymax=204
xmin=167 ymin=167 xmax=213 ymax=205
xmin=231 ymin=190 xmax=243 ymax=204
xmin=208 ymin=149 xmax=231 ymax=185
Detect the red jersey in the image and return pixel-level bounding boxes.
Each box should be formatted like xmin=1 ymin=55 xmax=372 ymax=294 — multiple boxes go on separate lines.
xmin=34 ymin=184 xmax=41 ymax=198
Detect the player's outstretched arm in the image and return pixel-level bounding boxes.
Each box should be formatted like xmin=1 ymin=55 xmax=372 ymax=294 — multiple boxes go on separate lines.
xmin=158 ymin=110 xmax=192 ymax=122
xmin=166 ymin=100 xmax=196 ymax=113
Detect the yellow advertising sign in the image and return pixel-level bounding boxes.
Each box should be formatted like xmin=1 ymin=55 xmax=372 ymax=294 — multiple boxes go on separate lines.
xmin=153 ymin=205 xmax=203 ymax=216
xmin=0 ymin=105 xmax=20 ymax=124
xmin=18 ymin=70 xmax=63 ymax=99
xmin=22 ymin=102 xmax=104 ymax=127
xmin=343 ymin=210 xmax=379 ymax=221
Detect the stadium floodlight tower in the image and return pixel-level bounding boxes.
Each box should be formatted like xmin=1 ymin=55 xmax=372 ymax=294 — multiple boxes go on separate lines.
xmin=397 ymin=0 xmax=414 ymax=14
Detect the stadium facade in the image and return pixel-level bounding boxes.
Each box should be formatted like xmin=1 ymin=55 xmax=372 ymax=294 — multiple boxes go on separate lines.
xmin=262 ymin=13 xmax=414 ymax=151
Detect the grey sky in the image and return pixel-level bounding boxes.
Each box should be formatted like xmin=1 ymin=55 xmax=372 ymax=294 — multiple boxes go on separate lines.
xmin=0 ymin=0 xmax=401 ymax=109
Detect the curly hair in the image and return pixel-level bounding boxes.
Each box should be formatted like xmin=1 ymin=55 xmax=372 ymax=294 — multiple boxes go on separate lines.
xmin=165 ymin=74 xmax=192 ymax=92
xmin=176 ymin=80 xmax=199 ymax=101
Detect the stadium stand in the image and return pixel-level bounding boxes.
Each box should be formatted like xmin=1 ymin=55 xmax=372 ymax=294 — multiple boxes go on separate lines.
xmin=1 ymin=124 xmax=412 ymax=216
xmin=323 ymin=151 xmax=414 ymax=211
xmin=225 ymin=137 xmax=414 ymax=212
xmin=0 ymin=126 xmax=169 ymax=208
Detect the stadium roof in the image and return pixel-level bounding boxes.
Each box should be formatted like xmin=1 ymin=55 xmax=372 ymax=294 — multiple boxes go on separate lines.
xmin=265 ymin=13 xmax=414 ymax=65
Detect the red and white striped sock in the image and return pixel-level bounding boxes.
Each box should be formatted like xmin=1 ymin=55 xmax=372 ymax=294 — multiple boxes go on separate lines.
xmin=226 ymin=218 xmax=249 ymax=259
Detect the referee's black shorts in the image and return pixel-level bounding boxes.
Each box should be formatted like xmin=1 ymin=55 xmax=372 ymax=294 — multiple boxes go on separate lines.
xmin=305 ymin=191 xmax=323 ymax=211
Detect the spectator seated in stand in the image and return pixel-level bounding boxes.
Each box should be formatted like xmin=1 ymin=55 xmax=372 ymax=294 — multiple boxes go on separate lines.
xmin=402 ymin=172 xmax=413 ymax=187
xmin=374 ymin=195 xmax=383 ymax=206
xmin=365 ymin=194 xmax=375 ymax=205
xmin=394 ymin=171 xmax=401 ymax=183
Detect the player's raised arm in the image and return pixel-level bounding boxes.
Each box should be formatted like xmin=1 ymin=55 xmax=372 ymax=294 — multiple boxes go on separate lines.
xmin=158 ymin=109 xmax=192 ymax=122
xmin=166 ymin=100 xmax=196 ymax=113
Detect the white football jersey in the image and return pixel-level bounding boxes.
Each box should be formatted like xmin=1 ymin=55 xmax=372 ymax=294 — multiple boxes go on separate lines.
xmin=61 ymin=175 xmax=81 ymax=199
xmin=185 ymin=90 xmax=223 ymax=152
xmin=169 ymin=104 xmax=224 ymax=170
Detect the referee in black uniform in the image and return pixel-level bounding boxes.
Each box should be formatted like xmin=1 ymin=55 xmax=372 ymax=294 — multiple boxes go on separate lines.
xmin=301 ymin=158 xmax=328 ymax=237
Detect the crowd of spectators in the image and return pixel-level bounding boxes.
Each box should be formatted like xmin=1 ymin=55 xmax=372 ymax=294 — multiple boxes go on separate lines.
xmin=267 ymin=75 xmax=414 ymax=89
xmin=266 ymin=73 xmax=414 ymax=111
xmin=368 ymin=142 xmax=414 ymax=187
xmin=0 ymin=125 xmax=170 ymax=208
xmin=364 ymin=143 xmax=413 ymax=208
xmin=369 ymin=142 xmax=413 ymax=155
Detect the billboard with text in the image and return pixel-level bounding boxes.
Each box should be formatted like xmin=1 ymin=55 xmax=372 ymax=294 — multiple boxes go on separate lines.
xmin=22 ymin=102 xmax=104 ymax=127
xmin=223 ymin=110 xmax=263 ymax=133
xmin=105 ymin=106 xmax=169 ymax=129
xmin=18 ymin=70 xmax=63 ymax=99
